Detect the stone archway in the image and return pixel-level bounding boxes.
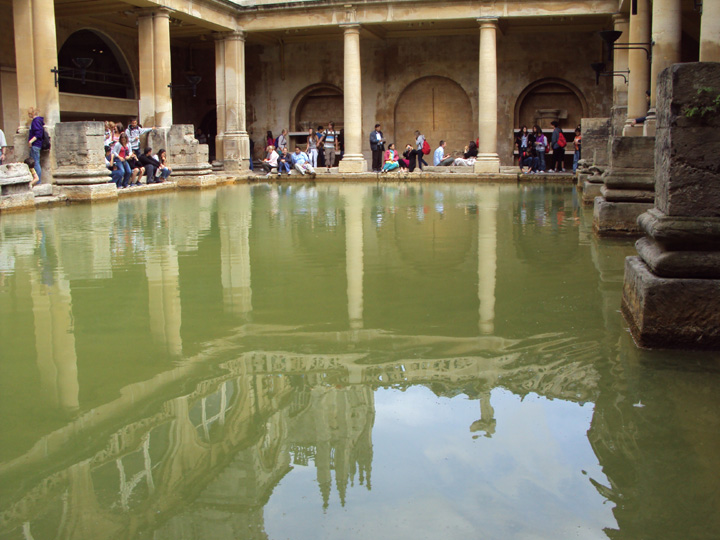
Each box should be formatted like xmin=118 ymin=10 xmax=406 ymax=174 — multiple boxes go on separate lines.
xmin=514 ymin=78 xmax=587 ymax=131
xmin=290 ymin=83 xmax=344 ymax=133
xmin=393 ymin=76 xmax=474 ymax=157
xmin=58 ymin=29 xmax=136 ymax=100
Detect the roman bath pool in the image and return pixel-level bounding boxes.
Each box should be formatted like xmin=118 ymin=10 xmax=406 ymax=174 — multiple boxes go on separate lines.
xmin=1 ymin=182 xmax=718 ymax=539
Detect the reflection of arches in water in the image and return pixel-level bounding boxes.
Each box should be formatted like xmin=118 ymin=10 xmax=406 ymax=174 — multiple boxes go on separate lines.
xmin=394 ymin=76 xmax=474 ymax=155
xmin=189 ymin=380 xmax=237 ymax=444
xmin=290 ymin=83 xmax=344 ymax=133
xmin=58 ymin=29 xmax=136 ymax=99
xmin=514 ymin=78 xmax=588 ymax=131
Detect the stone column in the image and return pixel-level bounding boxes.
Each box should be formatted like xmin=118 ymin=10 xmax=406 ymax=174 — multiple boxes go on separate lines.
xmin=622 ymin=63 xmax=720 ymax=348
xmin=623 ymin=0 xmax=651 ymax=136
xmin=31 ymin=0 xmax=60 ymax=127
xmin=338 ymin=24 xmax=367 ymax=173
xmin=609 ymin=14 xmax=630 ymax=138
xmin=153 ymin=9 xmax=173 ymax=128
xmin=644 ymin=0 xmax=681 ymax=136
xmin=214 ymin=34 xmax=227 ymax=166
xmin=474 ymin=18 xmax=500 ymax=173
xmin=222 ymin=31 xmax=250 ymax=172
xmin=477 ymin=186 xmax=498 ymax=335
xmin=12 ymin=0 xmax=36 ymax=126
xmin=700 ymin=0 xmax=720 ymax=61
xmin=137 ymin=11 xmax=156 ymax=127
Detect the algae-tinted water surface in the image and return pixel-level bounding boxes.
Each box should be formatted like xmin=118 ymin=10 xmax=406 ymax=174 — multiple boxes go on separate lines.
xmin=1 ymin=183 xmax=719 ymax=540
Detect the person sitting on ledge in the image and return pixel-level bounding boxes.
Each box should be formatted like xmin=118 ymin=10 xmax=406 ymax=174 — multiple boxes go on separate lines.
xmin=156 ymin=149 xmax=172 ymax=181
xmin=434 ymin=140 xmax=454 ymax=166
xmin=291 ymin=147 xmax=316 ymax=177
xmin=381 ymin=143 xmax=400 ymax=173
xmin=277 ymin=147 xmax=292 ymax=177
xmin=453 ymin=140 xmax=478 ymax=166
xmin=104 ymin=146 xmax=123 ymax=187
xmin=139 ymin=147 xmax=162 ymax=184
xmin=261 ymin=145 xmax=279 ymax=176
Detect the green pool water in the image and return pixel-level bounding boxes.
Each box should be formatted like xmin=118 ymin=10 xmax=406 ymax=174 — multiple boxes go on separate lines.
xmin=1 ymin=182 xmax=718 ymax=540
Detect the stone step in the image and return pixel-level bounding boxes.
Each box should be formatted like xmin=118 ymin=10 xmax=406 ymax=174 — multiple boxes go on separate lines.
xmin=32 ymin=183 xmax=53 ymax=197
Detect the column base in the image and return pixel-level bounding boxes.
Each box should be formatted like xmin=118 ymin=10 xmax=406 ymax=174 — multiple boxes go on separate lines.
xmin=473 ymin=154 xmax=500 ymax=174
xmin=593 ymin=196 xmax=653 ymax=236
xmin=338 ymin=156 xmax=367 ymax=173
xmin=177 ymin=175 xmax=218 ymax=189
xmin=59 ymin=183 xmax=118 ymax=201
xmin=622 ymin=256 xmax=720 ymax=349
xmin=622 ymin=122 xmax=645 ymax=137
xmin=643 ymin=109 xmax=657 ymax=137
xmin=581 ymin=180 xmax=604 ymax=205
xmin=223 ymin=131 xmax=251 ymax=172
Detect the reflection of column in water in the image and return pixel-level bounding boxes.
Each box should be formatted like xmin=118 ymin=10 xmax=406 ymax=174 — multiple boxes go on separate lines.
xmin=470 ymin=390 xmax=496 ymax=438
xmin=218 ymin=185 xmax=253 ymax=316
xmin=31 ymin=271 xmax=80 ymax=413
xmin=145 ymin=245 xmax=182 ymax=356
xmin=342 ymin=185 xmax=364 ymax=330
xmin=477 ymin=187 xmax=499 ymax=335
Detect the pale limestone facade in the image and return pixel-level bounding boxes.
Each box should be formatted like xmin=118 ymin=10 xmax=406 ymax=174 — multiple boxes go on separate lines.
xmin=0 ymin=0 xmax=711 ymax=177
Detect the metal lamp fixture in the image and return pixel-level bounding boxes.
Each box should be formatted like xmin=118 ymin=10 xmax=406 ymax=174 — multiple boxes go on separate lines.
xmin=598 ymin=30 xmax=651 ymax=60
xmin=52 ymin=57 xmax=94 ymax=87
xmin=168 ymin=73 xmax=202 ymax=98
xmin=591 ymin=62 xmax=629 ymax=85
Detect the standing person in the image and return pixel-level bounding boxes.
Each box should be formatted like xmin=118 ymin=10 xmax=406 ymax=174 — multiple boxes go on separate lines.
xmin=572 ymin=127 xmax=582 ymax=173
xmin=306 ymin=128 xmax=319 ymax=168
xmin=321 ymin=122 xmax=338 ymax=172
xmin=533 ymin=126 xmax=547 ymax=173
xmin=550 ymin=120 xmax=566 ymax=172
xmin=369 ymin=123 xmax=385 ymax=172
xmin=515 ymin=126 xmax=530 ymax=170
xmin=409 ymin=130 xmax=426 ymax=172
xmin=316 ymin=125 xmax=325 ymax=168
xmin=291 ymin=147 xmax=316 ymax=177
xmin=276 ymin=129 xmax=288 ymax=152
xmin=126 ymin=118 xmax=154 ymax=156
xmin=434 ymin=141 xmax=454 ymax=166
xmin=27 ymin=108 xmax=45 ymax=183
xmin=261 ymin=145 xmax=279 ymax=176
xmin=0 ymin=126 xmax=6 ymax=165
xmin=249 ymin=137 xmax=255 ymax=171
xmin=266 ymin=131 xmax=274 ymax=148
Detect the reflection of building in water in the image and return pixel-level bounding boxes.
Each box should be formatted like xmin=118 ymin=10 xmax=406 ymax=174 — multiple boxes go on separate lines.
xmin=145 ymin=244 xmax=183 ymax=356
xmin=341 ymin=184 xmax=365 ymax=330
xmin=477 ymin=186 xmax=499 ymax=335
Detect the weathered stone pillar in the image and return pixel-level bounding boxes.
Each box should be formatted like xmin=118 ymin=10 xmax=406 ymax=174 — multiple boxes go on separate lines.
xmin=475 ymin=18 xmax=500 ymax=173
xmin=610 ymin=14 xmax=629 ymax=137
xmin=622 ymin=63 xmax=720 ymax=349
xmin=338 ymin=24 xmax=367 ymax=173
xmin=477 ymin=186 xmax=498 ymax=335
xmin=342 ymin=184 xmax=364 ymax=329
xmin=0 ymin=163 xmax=35 ymax=212
xmin=137 ymin=11 xmax=156 ymax=127
xmin=12 ymin=0 xmax=36 ymax=125
xmin=31 ymin=0 xmax=60 ymax=127
xmin=149 ymin=124 xmax=211 ymax=182
xmin=699 ymin=0 xmax=720 ymax=61
xmin=578 ymin=118 xmax=611 ymax=205
xmin=214 ymin=34 xmax=227 ymax=167
xmin=623 ymin=0 xmax=651 ymax=136
xmin=153 ymin=9 xmax=173 ymax=128
xmin=53 ymin=121 xmax=117 ymax=201
xmin=222 ymin=31 xmax=250 ymax=172
xmin=644 ymin=0 xmax=682 ymax=136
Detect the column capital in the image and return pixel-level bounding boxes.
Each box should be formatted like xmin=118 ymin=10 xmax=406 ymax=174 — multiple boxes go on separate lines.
xmin=477 ymin=17 xmax=499 ymax=29
xmin=223 ymin=30 xmax=247 ymax=42
xmin=152 ymin=7 xmax=172 ymax=19
xmin=137 ymin=8 xmax=155 ymax=20
xmin=340 ymin=22 xmax=361 ymax=33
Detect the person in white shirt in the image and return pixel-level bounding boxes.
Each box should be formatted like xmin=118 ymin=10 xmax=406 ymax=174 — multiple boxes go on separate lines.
xmin=0 ymin=128 xmax=7 ymax=165
xmin=433 ymin=141 xmax=453 ymax=166
xmin=291 ymin=147 xmax=316 ymax=177
xmin=261 ymin=145 xmax=279 ymax=176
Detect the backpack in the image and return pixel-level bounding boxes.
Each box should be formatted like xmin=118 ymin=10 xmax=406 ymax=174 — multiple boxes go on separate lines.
xmin=41 ymin=128 xmax=51 ymax=151
xmin=422 ymin=139 xmax=430 ymax=155
xmin=557 ymin=131 xmax=566 ymax=148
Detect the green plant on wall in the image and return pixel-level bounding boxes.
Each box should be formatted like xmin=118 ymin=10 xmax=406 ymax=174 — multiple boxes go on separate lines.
xmin=684 ymin=87 xmax=720 ymax=119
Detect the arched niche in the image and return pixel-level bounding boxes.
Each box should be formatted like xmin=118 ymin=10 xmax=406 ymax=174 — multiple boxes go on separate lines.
xmin=393 ymin=76 xmax=474 ymax=156
xmin=58 ymin=29 xmax=136 ymax=100
xmin=290 ymin=83 xmax=343 ymax=133
xmin=514 ymin=78 xmax=588 ymax=131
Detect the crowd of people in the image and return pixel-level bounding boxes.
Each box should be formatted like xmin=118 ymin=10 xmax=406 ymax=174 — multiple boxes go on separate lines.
xmin=514 ymin=122 xmax=582 ymax=174
xmin=104 ymin=119 xmax=172 ymax=188
xmin=261 ymin=123 xmax=344 ymax=177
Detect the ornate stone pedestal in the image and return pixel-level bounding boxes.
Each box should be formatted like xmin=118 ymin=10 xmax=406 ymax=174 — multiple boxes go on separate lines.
xmin=593 ymin=135 xmax=654 ymax=236
xmin=338 ymin=156 xmax=367 ymax=174
xmin=149 ymin=125 xmax=212 ymax=177
xmin=53 ymin=122 xmax=116 ymax=201
xmin=0 ymin=163 xmax=35 ymax=212
xmin=577 ymin=118 xmax=610 ymax=205
xmin=622 ymin=62 xmax=720 ymax=349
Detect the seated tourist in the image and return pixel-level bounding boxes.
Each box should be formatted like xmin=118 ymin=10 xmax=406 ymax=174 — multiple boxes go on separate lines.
xmin=520 ymin=148 xmax=539 ymax=174
xmin=105 ymin=145 xmax=123 ymax=187
xmin=112 ymin=132 xmax=137 ymax=188
xmin=291 ymin=147 xmax=316 ymax=177
xmin=400 ymin=144 xmax=413 ymax=170
xmin=434 ymin=141 xmax=454 ymax=166
xmin=453 ymin=141 xmax=478 ymax=166
xmin=155 ymin=149 xmax=172 ymax=181
xmin=24 ymin=157 xmax=40 ymax=187
xmin=261 ymin=145 xmax=279 ymax=176
xmin=138 ymin=147 xmax=162 ymax=184
xmin=381 ymin=143 xmax=400 ymax=173
xmin=277 ymin=147 xmax=292 ymax=176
